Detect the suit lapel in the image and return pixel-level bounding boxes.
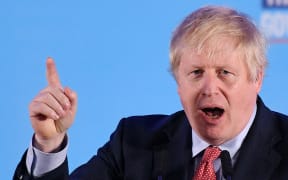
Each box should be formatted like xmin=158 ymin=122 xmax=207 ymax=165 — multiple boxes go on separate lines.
xmin=150 ymin=98 xmax=283 ymax=180
xmin=233 ymin=98 xmax=282 ymax=180
xmin=152 ymin=111 xmax=193 ymax=180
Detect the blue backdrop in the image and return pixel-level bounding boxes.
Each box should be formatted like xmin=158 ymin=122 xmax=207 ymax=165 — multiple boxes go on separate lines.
xmin=1 ymin=1 xmax=288 ymax=179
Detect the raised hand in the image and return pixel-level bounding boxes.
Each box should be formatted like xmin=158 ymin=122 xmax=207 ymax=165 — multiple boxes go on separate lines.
xmin=29 ymin=57 xmax=77 ymax=152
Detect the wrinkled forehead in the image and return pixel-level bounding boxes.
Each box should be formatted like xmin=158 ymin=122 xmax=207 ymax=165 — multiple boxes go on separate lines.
xmin=182 ymin=35 xmax=243 ymax=63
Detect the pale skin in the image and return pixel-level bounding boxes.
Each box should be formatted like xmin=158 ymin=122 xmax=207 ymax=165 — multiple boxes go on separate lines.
xmin=30 ymin=46 xmax=261 ymax=151
xmin=176 ymin=44 xmax=263 ymax=146
xmin=29 ymin=58 xmax=77 ymax=153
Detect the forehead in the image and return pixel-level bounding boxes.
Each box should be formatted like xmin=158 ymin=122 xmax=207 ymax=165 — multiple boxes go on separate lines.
xmin=181 ymin=46 xmax=243 ymax=67
xmin=181 ymin=35 xmax=244 ymax=64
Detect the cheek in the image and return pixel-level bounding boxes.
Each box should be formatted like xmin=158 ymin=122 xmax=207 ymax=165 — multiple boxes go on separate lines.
xmin=178 ymin=84 xmax=196 ymax=102
xmin=226 ymin=79 xmax=258 ymax=105
xmin=178 ymin=87 xmax=189 ymax=108
xmin=177 ymin=77 xmax=200 ymax=96
xmin=225 ymin=88 xmax=257 ymax=131
xmin=235 ymin=84 xmax=258 ymax=104
xmin=178 ymin=86 xmax=199 ymax=115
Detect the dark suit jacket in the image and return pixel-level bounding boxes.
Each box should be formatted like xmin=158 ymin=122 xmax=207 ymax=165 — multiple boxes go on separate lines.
xmin=14 ymin=97 xmax=288 ymax=180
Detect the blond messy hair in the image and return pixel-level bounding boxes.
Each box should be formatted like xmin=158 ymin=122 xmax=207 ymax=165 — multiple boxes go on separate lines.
xmin=170 ymin=5 xmax=267 ymax=82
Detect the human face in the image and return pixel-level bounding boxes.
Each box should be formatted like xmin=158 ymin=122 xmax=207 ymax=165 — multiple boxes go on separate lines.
xmin=176 ymin=46 xmax=263 ymax=145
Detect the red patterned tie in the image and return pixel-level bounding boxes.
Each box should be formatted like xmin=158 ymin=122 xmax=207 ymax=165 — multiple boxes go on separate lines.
xmin=193 ymin=146 xmax=221 ymax=180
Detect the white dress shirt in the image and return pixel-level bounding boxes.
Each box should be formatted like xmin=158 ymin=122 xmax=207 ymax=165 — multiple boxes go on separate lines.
xmin=27 ymin=106 xmax=257 ymax=177
xmin=192 ymin=106 xmax=257 ymax=179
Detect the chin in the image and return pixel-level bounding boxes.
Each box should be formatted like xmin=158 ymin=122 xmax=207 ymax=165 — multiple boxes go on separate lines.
xmin=203 ymin=128 xmax=227 ymax=145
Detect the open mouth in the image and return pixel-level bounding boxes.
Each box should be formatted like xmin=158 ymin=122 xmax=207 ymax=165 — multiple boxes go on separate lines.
xmin=201 ymin=107 xmax=224 ymax=119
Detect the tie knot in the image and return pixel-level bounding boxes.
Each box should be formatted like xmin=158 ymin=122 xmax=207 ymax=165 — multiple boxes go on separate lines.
xmin=202 ymin=146 xmax=221 ymax=162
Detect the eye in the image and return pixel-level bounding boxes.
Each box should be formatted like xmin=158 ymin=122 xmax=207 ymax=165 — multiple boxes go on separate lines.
xmin=217 ymin=69 xmax=237 ymax=83
xmin=219 ymin=69 xmax=231 ymax=75
xmin=193 ymin=69 xmax=204 ymax=75
xmin=218 ymin=69 xmax=231 ymax=76
xmin=190 ymin=69 xmax=204 ymax=77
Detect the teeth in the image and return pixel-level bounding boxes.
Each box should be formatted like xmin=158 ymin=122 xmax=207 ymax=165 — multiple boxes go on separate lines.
xmin=206 ymin=111 xmax=218 ymax=117
xmin=203 ymin=108 xmax=224 ymax=118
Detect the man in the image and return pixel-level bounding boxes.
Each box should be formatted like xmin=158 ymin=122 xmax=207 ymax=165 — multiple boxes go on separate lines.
xmin=14 ymin=5 xmax=288 ymax=180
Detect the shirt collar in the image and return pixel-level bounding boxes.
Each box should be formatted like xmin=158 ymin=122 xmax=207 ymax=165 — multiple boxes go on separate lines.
xmin=192 ymin=105 xmax=257 ymax=158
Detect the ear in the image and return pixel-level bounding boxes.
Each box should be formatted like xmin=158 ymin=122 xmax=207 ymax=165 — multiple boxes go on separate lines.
xmin=255 ymin=70 xmax=264 ymax=93
xmin=177 ymin=77 xmax=183 ymax=98
xmin=177 ymin=80 xmax=181 ymax=93
xmin=177 ymin=85 xmax=181 ymax=96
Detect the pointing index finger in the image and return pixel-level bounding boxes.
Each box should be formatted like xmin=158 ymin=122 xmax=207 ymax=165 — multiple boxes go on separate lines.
xmin=46 ymin=57 xmax=62 ymax=88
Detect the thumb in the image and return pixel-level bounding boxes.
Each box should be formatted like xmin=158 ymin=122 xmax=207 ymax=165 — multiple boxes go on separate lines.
xmin=64 ymin=87 xmax=78 ymax=113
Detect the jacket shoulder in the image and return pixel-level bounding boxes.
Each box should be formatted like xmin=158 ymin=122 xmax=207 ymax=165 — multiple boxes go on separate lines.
xmin=272 ymin=111 xmax=288 ymax=134
xmin=115 ymin=110 xmax=187 ymax=147
xmin=120 ymin=110 xmax=186 ymax=133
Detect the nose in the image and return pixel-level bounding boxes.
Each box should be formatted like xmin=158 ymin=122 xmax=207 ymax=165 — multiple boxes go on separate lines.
xmin=201 ymin=73 xmax=219 ymax=97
